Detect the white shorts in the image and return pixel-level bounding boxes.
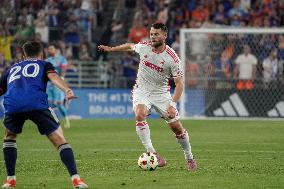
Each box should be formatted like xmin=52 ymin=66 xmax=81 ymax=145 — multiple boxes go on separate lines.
xmin=132 ymin=87 xmax=180 ymax=123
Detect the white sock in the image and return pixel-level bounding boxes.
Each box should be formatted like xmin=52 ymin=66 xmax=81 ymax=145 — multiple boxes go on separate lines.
xmin=136 ymin=121 xmax=155 ymax=153
xmin=71 ymin=174 xmax=80 ymax=180
xmin=64 ymin=116 xmax=70 ymax=128
xmin=7 ymin=176 xmax=16 ymax=180
xmin=176 ymin=129 xmax=193 ymax=160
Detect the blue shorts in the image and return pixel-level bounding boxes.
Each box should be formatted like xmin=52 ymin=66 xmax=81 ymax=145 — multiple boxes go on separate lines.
xmin=3 ymin=108 xmax=60 ymax=135
xmin=47 ymin=84 xmax=65 ymax=103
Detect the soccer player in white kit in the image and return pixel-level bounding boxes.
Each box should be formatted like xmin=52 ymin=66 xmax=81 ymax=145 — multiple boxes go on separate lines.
xmin=98 ymin=23 xmax=197 ymax=171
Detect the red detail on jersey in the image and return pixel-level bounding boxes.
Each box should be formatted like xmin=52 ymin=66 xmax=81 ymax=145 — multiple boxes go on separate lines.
xmin=142 ymin=61 xmax=163 ymax=72
xmin=160 ymin=60 xmax=165 ymax=66
xmin=173 ymin=69 xmax=183 ymax=78
xmin=173 ymin=75 xmax=183 ymax=78
xmin=166 ymin=48 xmax=180 ymax=64
xmin=144 ymin=55 xmax=148 ymax=58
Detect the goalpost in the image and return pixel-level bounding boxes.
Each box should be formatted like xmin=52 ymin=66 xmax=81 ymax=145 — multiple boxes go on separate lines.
xmin=179 ymin=28 xmax=284 ymax=119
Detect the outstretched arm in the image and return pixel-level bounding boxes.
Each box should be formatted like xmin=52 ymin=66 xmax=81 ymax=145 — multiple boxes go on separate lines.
xmin=47 ymin=72 xmax=77 ymax=102
xmin=98 ymin=43 xmax=135 ymax=52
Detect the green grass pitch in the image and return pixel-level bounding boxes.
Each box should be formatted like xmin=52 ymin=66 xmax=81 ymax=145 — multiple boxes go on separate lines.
xmin=1 ymin=119 xmax=283 ymax=189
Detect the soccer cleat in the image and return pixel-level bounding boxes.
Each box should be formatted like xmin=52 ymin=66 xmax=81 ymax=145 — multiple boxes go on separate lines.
xmin=153 ymin=152 xmax=167 ymax=167
xmin=187 ymin=159 xmax=197 ymax=171
xmin=1 ymin=179 xmax=16 ymax=188
xmin=72 ymin=178 xmax=88 ymax=189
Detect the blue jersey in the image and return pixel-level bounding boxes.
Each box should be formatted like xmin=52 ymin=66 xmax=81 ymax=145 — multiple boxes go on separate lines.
xmin=0 ymin=59 xmax=56 ymax=114
xmin=46 ymin=54 xmax=67 ymax=76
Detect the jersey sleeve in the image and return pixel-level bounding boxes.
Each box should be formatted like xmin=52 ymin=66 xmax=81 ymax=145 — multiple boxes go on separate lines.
xmin=0 ymin=70 xmax=9 ymax=96
xmin=60 ymin=56 xmax=68 ymax=68
xmin=45 ymin=62 xmax=56 ymax=74
xmin=167 ymin=48 xmax=183 ymax=78
xmin=235 ymin=55 xmax=241 ymax=65
xmin=132 ymin=41 xmax=150 ymax=54
xmin=171 ymin=61 xmax=184 ymax=78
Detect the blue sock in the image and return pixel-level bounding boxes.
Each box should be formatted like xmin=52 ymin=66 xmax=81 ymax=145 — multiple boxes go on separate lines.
xmin=58 ymin=143 xmax=78 ymax=176
xmin=3 ymin=140 xmax=17 ymax=176
xmin=57 ymin=104 xmax=68 ymax=117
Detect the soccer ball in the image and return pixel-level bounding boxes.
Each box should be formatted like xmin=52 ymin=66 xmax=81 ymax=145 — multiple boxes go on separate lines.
xmin=137 ymin=152 xmax=158 ymax=171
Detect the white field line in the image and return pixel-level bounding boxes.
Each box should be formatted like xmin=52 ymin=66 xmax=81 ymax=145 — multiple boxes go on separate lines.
xmin=17 ymin=148 xmax=284 ymax=153
xmin=0 ymin=157 xmax=278 ymax=163
xmin=0 ymin=160 xmax=81 ymax=163
xmin=69 ymin=141 xmax=281 ymax=145
xmin=182 ymin=117 xmax=284 ymax=121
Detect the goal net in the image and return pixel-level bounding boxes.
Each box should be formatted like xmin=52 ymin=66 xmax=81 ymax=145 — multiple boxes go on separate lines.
xmin=179 ymin=28 xmax=284 ymax=119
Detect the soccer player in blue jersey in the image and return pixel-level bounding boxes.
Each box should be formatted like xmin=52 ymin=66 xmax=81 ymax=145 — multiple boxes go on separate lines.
xmin=46 ymin=44 xmax=71 ymax=128
xmin=0 ymin=41 xmax=88 ymax=188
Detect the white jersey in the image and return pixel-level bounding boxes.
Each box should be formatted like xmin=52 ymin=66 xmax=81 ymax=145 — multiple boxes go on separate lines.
xmin=235 ymin=53 xmax=257 ymax=80
xmin=132 ymin=41 xmax=183 ymax=93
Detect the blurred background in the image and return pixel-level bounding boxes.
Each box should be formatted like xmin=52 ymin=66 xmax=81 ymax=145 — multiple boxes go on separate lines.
xmin=0 ymin=0 xmax=283 ymax=119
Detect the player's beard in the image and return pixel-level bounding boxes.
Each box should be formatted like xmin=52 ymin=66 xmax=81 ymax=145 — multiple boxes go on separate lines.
xmin=151 ymin=41 xmax=163 ymax=48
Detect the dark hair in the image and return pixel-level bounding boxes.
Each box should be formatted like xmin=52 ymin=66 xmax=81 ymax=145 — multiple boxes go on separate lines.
xmin=22 ymin=41 xmax=43 ymax=57
xmin=151 ymin=23 xmax=168 ymax=33
xmin=48 ymin=42 xmax=59 ymax=49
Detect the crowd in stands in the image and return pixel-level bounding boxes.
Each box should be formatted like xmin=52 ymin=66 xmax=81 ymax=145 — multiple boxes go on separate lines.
xmin=0 ymin=0 xmax=104 ymax=69
xmin=1 ymin=0 xmax=284 ymax=89
xmin=125 ymin=0 xmax=284 ymax=89
xmin=140 ymin=0 xmax=284 ymax=44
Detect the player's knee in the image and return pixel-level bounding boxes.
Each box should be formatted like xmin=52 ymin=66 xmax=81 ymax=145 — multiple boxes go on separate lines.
xmin=53 ymin=137 xmax=67 ymax=148
xmin=4 ymin=130 xmax=17 ymax=140
xmin=55 ymin=135 xmax=66 ymax=146
xmin=169 ymin=121 xmax=183 ymax=135
xmin=135 ymin=111 xmax=147 ymax=121
xmin=47 ymin=129 xmax=67 ymax=148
